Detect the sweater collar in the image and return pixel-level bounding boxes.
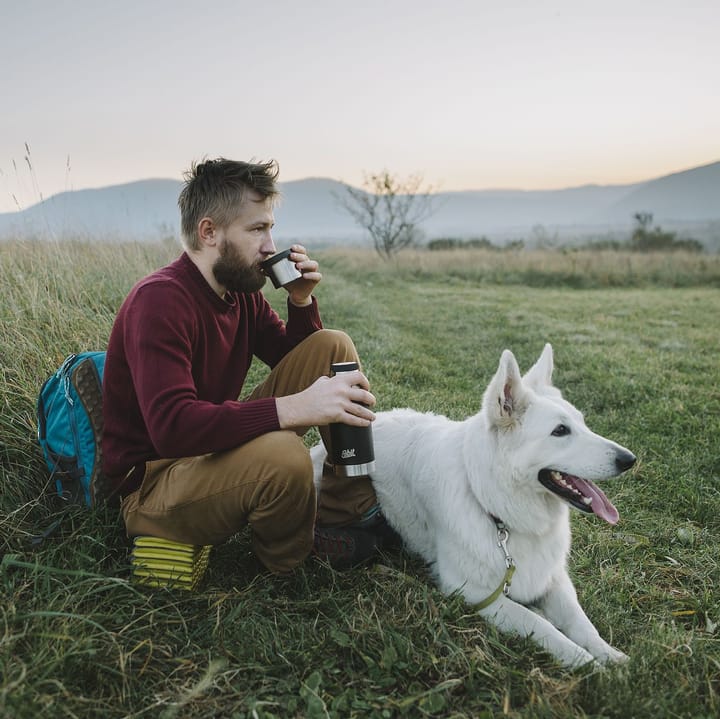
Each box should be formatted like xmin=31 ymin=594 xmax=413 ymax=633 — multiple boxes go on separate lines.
xmin=179 ymin=252 xmax=237 ymax=311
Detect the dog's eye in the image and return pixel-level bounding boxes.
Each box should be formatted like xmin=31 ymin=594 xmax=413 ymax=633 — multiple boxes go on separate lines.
xmin=551 ymin=424 xmax=570 ymax=437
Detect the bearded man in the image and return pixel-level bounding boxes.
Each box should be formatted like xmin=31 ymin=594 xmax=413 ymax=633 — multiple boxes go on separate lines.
xmin=102 ymin=158 xmax=391 ymax=573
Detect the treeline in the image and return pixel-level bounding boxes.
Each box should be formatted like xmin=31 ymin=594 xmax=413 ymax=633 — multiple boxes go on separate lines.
xmin=427 ymin=212 xmax=705 ymax=253
xmin=426 ymin=236 xmax=524 ymax=251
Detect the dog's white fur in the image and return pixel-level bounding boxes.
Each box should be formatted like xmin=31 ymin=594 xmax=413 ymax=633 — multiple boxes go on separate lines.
xmin=312 ymin=344 xmax=635 ymax=669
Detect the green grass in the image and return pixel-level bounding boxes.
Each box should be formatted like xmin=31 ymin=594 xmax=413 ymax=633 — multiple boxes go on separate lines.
xmin=1 ymin=240 xmax=719 ymax=718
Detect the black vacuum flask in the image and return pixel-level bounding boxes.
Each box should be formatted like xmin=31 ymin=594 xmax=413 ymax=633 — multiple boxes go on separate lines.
xmin=328 ymin=362 xmax=376 ymax=477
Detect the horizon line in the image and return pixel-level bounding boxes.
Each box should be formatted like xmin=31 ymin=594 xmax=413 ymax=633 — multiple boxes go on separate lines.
xmin=2 ymin=157 xmax=718 ymax=215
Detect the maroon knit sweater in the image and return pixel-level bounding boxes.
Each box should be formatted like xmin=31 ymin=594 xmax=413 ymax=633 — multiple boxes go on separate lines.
xmin=101 ymin=252 xmax=322 ymax=494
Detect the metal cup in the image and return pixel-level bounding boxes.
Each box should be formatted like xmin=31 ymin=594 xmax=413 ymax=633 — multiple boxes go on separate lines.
xmin=260 ymin=249 xmax=303 ymax=289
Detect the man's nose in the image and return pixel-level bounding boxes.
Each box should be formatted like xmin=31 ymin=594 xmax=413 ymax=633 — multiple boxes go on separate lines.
xmin=262 ymin=233 xmax=276 ymax=255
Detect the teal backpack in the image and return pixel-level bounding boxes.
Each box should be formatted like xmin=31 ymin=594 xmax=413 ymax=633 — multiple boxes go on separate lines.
xmin=37 ymin=352 xmax=110 ymax=507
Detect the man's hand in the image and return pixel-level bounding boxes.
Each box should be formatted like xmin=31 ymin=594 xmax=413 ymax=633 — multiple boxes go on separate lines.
xmin=285 ymin=244 xmax=321 ymax=307
xmin=276 ymin=369 xmax=376 ymax=429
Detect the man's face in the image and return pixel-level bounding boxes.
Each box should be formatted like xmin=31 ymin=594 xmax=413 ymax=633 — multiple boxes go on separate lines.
xmin=212 ymin=191 xmax=276 ymax=294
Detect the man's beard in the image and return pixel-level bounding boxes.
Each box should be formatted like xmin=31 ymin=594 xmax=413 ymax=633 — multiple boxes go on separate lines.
xmin=212 ymin=239 xmax=267 ymax=294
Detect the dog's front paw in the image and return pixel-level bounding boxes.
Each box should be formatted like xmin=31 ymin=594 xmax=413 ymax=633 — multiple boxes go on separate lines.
xmin=564 ymin=646 xmax=597 ymax=670
xmin=596 ymin=645 xmax=629 ymax=665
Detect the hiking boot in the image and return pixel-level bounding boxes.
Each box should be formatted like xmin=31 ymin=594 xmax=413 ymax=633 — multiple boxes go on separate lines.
xmin=313 ymin=525 xmax=380 ymax=568
xmin=354 ymin=504 xmax=403 ymax=548
xmin=313 ymin=505 xmax=402 ymax=568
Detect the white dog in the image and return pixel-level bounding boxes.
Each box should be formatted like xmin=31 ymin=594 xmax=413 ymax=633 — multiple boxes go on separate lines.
xmin=312 ymin=344 xmax=636 ymax=669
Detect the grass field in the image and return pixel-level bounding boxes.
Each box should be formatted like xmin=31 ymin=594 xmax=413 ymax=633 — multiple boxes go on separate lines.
xmin=1 ymin=240 xmax=719 ymax=718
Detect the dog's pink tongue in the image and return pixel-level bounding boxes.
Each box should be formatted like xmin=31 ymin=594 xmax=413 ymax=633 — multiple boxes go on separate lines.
xmin=574 ymin=478 xmax=619 ymax=525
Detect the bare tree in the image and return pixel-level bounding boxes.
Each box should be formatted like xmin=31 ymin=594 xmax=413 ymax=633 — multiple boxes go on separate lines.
xmin=337 ymin=170 xmax=437 ymax=259
xmin=633 ymin=211 xmax=654 ymax=230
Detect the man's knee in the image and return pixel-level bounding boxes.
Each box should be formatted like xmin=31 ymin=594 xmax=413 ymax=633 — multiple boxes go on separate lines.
xmin=303 ymin=329 xmax=358 ymax=361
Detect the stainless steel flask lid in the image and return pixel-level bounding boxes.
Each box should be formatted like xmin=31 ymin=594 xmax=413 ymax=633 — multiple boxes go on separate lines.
xmin=260 ymin=249 xmax=302 ymax=288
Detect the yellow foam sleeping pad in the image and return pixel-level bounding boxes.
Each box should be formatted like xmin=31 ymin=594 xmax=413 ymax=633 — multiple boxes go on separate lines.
xmin=130 ymin=536 xmax=212 ymax=591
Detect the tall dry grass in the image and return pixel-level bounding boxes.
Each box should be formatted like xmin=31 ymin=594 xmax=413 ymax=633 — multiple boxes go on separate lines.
xmin=319 ymin=246 xmax=720 ymax=288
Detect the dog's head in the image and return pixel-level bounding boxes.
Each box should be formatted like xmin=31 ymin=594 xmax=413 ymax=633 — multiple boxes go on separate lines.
xmin=481 ymin=344 xmax=636 ymax=524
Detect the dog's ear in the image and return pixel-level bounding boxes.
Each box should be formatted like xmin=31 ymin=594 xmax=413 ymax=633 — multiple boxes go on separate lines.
xmin=482 ymin=349 xmax=528 ymax=428
xmin=523 ymin=343 xmax=554 ymax=390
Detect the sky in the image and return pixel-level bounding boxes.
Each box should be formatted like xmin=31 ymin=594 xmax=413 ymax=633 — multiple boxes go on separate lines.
xmin=1 ymin=0 xmax=719 ymax=213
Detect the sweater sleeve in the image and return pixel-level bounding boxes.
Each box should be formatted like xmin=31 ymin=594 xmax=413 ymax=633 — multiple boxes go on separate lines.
xmin=122 ymin=284 xmax=281 ymax=459
xmin=253 ymin=294 xmax=323 ymax=368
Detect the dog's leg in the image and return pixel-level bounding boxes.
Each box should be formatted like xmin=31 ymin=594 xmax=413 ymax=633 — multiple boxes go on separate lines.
xmin=476 ymin=596 xmax=596 ymax=669
xmin=534 ymin=572 xmax=628 ymax=665
xmin=436 ymin=545 xmax=596 ymax=669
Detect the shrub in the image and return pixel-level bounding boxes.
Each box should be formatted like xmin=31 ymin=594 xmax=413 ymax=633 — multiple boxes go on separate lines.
xmin=630 ymin=212 xmax=703 ymax=253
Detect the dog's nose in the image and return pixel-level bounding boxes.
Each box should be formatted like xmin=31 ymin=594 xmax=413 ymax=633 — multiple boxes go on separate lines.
xmin=615 ymin=450 xmax=636 ymax=473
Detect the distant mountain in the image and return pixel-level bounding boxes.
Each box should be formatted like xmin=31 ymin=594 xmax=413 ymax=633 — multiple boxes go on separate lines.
xmin=420 ymin=183 xmax=637 ymax=235
xmin=0 ymin=161 xmax=718 ymax=246
xmin=272 ymin=177 xmax=364 ymax=241
xmin=0 ymin=179 xmax=181 ymax=241
xmin=600 ymin=161 xmax=720 ymax=223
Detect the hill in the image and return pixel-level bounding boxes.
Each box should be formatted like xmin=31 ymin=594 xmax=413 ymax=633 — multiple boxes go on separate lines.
xmin=0 ymin=179 xmax=181 ymax=241
xmin=0 ymin=161 xmax=718 ymax=247
xmin=601 ymin=161 xmax=720 ymax=223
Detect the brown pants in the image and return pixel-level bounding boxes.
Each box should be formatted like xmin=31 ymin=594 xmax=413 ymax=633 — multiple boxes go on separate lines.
xmin=121 ymin=329 xmax=377 ymax=573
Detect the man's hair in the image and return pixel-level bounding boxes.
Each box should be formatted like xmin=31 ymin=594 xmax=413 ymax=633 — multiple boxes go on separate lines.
xmin=178 ymin=158 xmax=280 ymax=250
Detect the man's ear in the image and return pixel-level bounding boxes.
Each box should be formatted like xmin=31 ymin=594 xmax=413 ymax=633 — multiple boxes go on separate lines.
xmin=198 ymin=217 xmax=218 ymax=248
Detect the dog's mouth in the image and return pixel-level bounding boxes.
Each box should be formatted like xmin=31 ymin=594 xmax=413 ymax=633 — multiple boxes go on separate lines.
xmin=538 ymin=469 xmax=619 ymax=525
